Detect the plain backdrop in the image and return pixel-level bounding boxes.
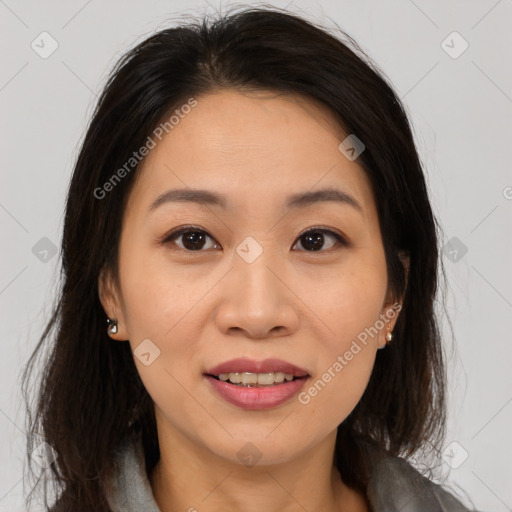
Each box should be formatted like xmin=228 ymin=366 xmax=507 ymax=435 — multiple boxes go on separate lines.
xmin=1 ymin=1 xmax=511 ymax=510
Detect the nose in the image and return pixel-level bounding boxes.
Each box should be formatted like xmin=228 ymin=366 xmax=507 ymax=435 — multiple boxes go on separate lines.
xmin=214 ymin=248 xmax=300 ymax=340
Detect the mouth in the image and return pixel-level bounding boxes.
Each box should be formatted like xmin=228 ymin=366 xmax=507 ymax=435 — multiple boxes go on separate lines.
xmin=203 ymin=358 xmax=310 ymax=410
xmin=207 ymin=371 xmax=308 ymax=387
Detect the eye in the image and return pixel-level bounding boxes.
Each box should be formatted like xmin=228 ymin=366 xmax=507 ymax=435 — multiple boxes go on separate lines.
xmin=292 ymin=227 xmax=347 ymax=252
xmin=161 ymin=226 xmax=219 ymax=251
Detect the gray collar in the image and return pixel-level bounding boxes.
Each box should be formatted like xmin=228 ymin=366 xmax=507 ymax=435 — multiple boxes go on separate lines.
xmin=106 ymin=433 xmax=475 ymax=512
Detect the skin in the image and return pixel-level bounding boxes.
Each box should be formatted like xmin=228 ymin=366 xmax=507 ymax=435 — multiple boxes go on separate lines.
xmin=99 ymin=89 xmax=407 ymax=512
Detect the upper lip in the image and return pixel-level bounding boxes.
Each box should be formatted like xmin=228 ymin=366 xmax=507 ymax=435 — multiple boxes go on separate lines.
xmin=205 ymin=358 xmax=309 ymax=377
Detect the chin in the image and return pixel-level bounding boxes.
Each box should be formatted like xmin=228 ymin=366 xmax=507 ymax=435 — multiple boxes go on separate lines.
xmin=201 ymin=431 xmax=314 ymax=468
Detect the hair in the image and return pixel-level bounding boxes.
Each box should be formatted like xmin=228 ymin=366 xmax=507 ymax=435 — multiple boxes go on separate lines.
xmin=22 ymin=4 xmax=452 ymax=511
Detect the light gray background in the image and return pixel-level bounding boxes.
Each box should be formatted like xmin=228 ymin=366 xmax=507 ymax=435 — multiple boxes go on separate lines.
xmin=1 ymin=1 xmax=511 ymax=510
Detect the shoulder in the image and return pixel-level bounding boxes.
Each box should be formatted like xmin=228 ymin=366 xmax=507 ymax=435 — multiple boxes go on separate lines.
xmin=49 ymin=495 xmax=114 ymax=512
xmin=367 ymin=454 xmax=482 ymax=512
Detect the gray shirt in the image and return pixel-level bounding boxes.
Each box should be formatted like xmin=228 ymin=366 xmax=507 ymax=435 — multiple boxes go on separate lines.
xmin=102 ymin=434 xmax=480 ymax=512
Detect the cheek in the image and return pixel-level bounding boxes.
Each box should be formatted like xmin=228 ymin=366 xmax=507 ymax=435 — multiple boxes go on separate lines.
xmin=294 ymin=259 xmax=385 ymax=428
xmin=307 ymin=255 xmax=387 ymax=348
xmin=118 ymin=246 xmax=204 ymax=341
xmin=117 ymin=249 xmax=208 ymax=396
xmin=299 ymin=299 xmax=380 ymax=433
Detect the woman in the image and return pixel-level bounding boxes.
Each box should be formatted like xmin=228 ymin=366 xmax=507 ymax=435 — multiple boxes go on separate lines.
xmin=22 ymin=6 xmax=481 ymax=512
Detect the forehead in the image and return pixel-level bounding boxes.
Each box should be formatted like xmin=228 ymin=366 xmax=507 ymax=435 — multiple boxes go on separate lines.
xmin=126 ymin=89 xmax=376 ymax=221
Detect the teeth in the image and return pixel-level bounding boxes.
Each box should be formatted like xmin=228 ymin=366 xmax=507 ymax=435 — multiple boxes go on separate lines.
xmin=216 ymin=372 xmax=298 ymax=386
xmin=241 ymin=372 xmax=258 ymax=385
xmin=257 ymin=373 xmax=275 ymax=385
xmin=274 ymin=372 xmax=285 ymax=383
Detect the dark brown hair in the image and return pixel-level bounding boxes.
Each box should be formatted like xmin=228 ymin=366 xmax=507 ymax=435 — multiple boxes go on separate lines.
xmin=22 ymin=5 xmax=449 ymax=510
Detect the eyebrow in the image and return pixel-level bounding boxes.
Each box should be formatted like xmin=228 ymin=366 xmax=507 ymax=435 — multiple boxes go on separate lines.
xmin=147 ymin=187 xmax=363 ymax=214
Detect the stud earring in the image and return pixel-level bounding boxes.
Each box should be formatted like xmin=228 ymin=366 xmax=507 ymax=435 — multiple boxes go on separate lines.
xmin=378 ymin=328 xmax=393 ymax=350
xmin=107 ymin=318 xmax=118 ymax=335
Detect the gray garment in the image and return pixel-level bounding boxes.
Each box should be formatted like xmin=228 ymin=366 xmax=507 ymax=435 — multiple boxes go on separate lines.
xmin=104 ymin=434 xmax=480 ymax=512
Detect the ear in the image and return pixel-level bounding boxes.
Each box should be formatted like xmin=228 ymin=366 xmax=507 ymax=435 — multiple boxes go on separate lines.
xmin=378 ymin=251 xmax=410 ymax=348
xmin=98 ymin=266 xmax=129 ymax=341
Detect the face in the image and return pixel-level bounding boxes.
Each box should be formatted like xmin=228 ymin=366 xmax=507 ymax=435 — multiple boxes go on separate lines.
xmin=99 ymin=89 xmax=403 ymax=466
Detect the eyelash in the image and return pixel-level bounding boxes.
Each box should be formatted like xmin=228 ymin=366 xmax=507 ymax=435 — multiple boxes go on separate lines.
xmin=160 ymin=225 xmax=348 ymax=253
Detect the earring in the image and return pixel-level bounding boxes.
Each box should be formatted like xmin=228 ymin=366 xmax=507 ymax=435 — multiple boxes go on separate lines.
xmin=378 ymin=328 xmax=393 ymax=350
xmin=107 ymin=318 xmax=118 ymax=335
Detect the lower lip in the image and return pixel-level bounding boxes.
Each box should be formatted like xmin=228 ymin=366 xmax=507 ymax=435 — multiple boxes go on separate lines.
xmin=205 ymin=375 xmax=308 ymax=410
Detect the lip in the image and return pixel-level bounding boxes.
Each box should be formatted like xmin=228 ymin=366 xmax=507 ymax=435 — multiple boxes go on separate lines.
xmin=205 ymin=358 xmax=309 ymax=377
xmin=205 ymin=375 xmax=309 ymax=410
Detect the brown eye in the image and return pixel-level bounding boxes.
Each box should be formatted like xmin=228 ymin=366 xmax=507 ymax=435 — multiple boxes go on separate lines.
xmin=163 ymin=227 xmax=218 ymax=251
xmin=293 ymin=228 xmax=347 ymax=252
